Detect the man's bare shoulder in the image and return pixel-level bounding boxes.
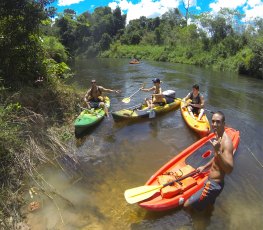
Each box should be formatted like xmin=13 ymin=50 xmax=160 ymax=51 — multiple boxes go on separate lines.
xmin=223 ymin=132 xmax=234 ymax=152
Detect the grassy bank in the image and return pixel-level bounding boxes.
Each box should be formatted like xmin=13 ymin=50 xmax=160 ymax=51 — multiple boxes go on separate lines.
xmin=0 ymin=82 xmax=82 ymax=228
xmin=101 ymin=43 xmax=256 ymax=76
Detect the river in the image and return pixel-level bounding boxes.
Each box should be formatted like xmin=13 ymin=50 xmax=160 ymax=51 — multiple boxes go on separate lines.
xmin=26 ymin=58 xmax=263 ymax=229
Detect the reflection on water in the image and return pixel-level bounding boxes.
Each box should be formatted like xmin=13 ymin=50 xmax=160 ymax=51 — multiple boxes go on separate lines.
xmin=26 ymin=58 xmax=263 ymax=229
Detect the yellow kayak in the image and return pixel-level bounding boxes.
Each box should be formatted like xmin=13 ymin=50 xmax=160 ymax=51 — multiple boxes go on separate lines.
xmin=180 ymin=100 xmax=210 ymax=137
xmin=112 ymin=98 xmax=181 ymax=121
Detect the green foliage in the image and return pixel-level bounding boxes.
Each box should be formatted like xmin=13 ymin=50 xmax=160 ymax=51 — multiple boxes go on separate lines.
xmin=42 ymin=36 xmax=68 ymax=62
xmin=54 ymin=6 xmax=126 ymax=57
xmin=0 ymin=103 xmax=23 ymax=180
xmin=49 ymin=4 xmax=262 ymax=78
xmin=99 ymin=33 xmax=112 ymax=51
xmin=248 ymin=36 xmax=263 ymax=78
xmin=44 ymin=58 xmax=71 ymax=80
xmin=140 ymin=32 xmax=157 ymax=45
xmin=0 ymin=0 xmax=54 ymax=88
xmin=101 ymin=44 xmax=164 ymax=60
xmin=99 ymin=7 xmax=262 ymax=78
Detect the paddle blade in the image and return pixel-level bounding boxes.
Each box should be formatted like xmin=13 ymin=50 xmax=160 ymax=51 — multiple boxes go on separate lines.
xmin=124 ymin=185 xmax=162 ymax=204
xmin=122 ymin=97 xmax=131 ymax=103
xmin=149 ymin=110 xmax=156 ymax=118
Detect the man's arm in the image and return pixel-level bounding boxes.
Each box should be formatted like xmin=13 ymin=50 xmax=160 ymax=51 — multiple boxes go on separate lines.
xmin=84 ymin=89 xmax=91 ymax=101
xmin=100 ymin=86 xmax=120 ymax=93
xmin=197 ymin=158 xmax=214 ymax=172
xmin=140 ymin=86 xmax=155 ymax=92
xmin=84 ymin=90 xmax=91 ymax=108
xmin=182 ymin=93 xmax=191 ymax=102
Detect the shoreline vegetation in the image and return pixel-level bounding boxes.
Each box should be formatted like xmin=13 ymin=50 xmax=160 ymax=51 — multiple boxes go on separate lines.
xmin=0 ymin=83 xmax=82 ymax=228
xmin=0 ymin=1 xmax=262 ymax=228
xmin=100 ymin=43 xmax=258 ymax=76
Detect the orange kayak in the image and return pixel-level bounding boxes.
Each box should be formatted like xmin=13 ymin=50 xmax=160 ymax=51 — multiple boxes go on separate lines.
xmin=180 ymin=100 xmax=210 ymax=137
xmin=129 ymin=60 xmax=140 ymax=64
xmin=138 ymin=127 xmax=240 ymax=211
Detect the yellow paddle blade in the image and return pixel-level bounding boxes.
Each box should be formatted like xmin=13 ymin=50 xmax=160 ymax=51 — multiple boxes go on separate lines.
xmin=124 ymin=185 xmax=163 ymax=204
xmin=122 ymin=97 xmax=131 ymax=103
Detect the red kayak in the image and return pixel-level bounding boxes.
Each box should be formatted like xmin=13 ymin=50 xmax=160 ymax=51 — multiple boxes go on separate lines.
xmin=137 ymin=127 xmax=240 ymax=211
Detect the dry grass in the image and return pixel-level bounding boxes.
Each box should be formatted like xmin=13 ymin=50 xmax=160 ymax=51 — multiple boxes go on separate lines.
xmin=0 ymin=84 xmax=81 ymax=228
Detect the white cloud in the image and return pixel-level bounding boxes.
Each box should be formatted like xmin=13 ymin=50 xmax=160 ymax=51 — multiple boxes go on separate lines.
xmin=58 ymin=0 xmax=85 ymax=7
xmin=243 ymin=1 xmax=263 ymax=21
xmin=108 ymin=0 xmax=181 ymax=23
xmin=108 ymin=2 xmax=118 ymax=9
xmin=209 ymin=0 xmax=247 ymax=12
xmin=209 ymin=0 xmax=263 ymax=21
xmin=246 ymin=0 xmax=262 ymax=8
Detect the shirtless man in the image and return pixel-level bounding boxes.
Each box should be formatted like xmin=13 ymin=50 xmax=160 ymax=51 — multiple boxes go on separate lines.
xmin=84 ymin=79 xmax=120 ymax=116
xmin=184 ymin=111 xmax=234 ymax=210
xmin=182 ymin=84 xmax=205 ymax=121
xmin=140 ymin=78 xmax=165 ymax=109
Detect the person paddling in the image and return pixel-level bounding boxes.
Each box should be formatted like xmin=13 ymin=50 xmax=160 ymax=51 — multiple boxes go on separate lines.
xmin=140 ymin=78 xmax=166 ymax=109
xmin=182 ymin=84 xmax=205 ymax=121
xmin=84 ymin=79 xmax=120 ymax=117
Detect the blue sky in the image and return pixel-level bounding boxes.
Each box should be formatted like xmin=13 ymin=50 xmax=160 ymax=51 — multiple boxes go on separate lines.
xmin=53 ymin=0 xmax=263 ymax=23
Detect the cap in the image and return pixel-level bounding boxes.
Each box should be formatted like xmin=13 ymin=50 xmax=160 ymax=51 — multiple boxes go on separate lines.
xmin=152 ymin=78 xmax=161 ymax=83
xmin=91 ymin=79 xmax=96 ymax=83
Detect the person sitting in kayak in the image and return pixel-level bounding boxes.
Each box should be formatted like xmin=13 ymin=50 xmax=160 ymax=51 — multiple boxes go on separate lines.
xmin=182 ymin=84 xmax=205 ymax=121
xmin=84 ymin=79 xmax=120 ymax=117
xmin=140 ymin=78 xmax=166 ymax=109
xmin=183 ymin=111 xmax=234 ymax=211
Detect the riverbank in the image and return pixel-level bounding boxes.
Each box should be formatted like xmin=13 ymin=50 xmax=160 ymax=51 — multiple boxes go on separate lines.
xmin=100 ymin=44 xmax=262 ymax=79
xmin=0 ymin=82 xmax=81 ymax=228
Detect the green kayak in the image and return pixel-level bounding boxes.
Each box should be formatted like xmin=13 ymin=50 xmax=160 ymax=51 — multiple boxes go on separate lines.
xmin=74 ymin=97 xmax=110 ymax=135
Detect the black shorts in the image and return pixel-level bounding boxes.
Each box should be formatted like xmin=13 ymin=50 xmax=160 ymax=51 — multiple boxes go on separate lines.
xmin=192 ymin=106 xmax=199 ymax=115
xmin=187 ymin=179 xmax=224 ymax=211
xmin=89 ymin=99 xmax=102 ymax=108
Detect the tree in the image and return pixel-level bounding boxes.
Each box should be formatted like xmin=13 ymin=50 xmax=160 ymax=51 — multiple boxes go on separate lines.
xmin=249 ymin=36 xmax=263 ymax=78
xmin=0 ymin=0 xmax=55 ymax=87
xmin=130 ymin=32 xmax=142 ymax=45
xmin=161 ymin=8 xmax=185 ymax=28
xmin=112 ymin=6 xmax=126 ymax=37
xmin=198 ymin=12 xmax=234 ymax=44
xmin=99 ymin=33 xmax=112 ymax=51
xmin=182 ymin=0 xmax=190 ymax=26
xmin=155 ymin=28 xmax=162 ymax=45
xmin=42 ymin=36 xmax=68 ymax=62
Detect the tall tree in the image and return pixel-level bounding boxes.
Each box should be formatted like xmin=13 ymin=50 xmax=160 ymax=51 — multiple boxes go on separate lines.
xmin=0 ymin=0 xmax=55 ymax=87
xmin=182 ymin=0 xmax=190 ymax=26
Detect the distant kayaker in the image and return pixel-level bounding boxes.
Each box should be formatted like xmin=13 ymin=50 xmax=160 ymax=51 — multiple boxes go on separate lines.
xmin=182 ymin=84 xmax=205 ymax=121
xmin=184 ymin=111 xmax=234 ymax=211
xmin=140 ymin=78 xmax=166 ymax=109
xmin=129 ymin=58 xmax=139 ymax=64
xmin=84 ymin=79 xmax=120 ymax=117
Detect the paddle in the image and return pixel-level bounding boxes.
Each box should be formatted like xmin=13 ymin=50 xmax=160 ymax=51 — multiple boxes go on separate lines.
xmin=148 ymin=109 xmax=156 ymax=118
xmin=124 ymin=169 xmax=198 ymax=204
xmin=122 ymin=88 xmax=141 ymax=103
xmin=123 ymin=103 xmax=142 ymax=111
